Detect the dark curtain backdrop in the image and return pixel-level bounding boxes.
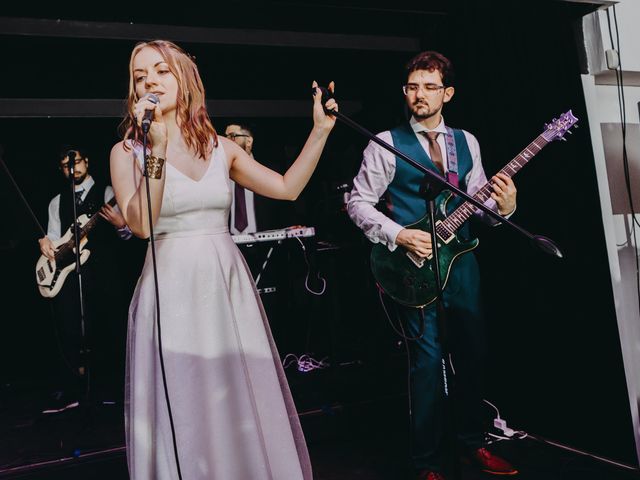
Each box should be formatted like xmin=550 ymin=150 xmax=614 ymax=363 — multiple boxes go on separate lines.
xmin=0 ymin=0 xmax=635 ymax=466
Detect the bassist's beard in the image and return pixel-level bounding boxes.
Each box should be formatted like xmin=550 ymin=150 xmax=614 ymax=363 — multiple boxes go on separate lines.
xmin=73 ymin=172 xmax=87 ymax=185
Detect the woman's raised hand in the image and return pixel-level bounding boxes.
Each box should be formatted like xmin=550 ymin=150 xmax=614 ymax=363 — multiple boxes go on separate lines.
xmin=312 ymin=80 xmax=338 ymax=132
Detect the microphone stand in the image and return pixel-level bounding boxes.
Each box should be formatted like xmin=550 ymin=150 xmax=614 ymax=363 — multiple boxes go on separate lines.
xmin=320 ymin=93 xmax=562 ymax=479
xmin=67 ymin=152 xmax=91 ymax=404
xmin=421 ymin=174 xmax=460 ymax=479
xmin=141 ymin=120 xmax=185 ymax=480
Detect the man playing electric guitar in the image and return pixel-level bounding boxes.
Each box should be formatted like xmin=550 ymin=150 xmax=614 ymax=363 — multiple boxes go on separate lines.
xmin=37 ymin=147 xmax=132 ymax=413
xmin=347 ymin=51 xmax=517 ymax=479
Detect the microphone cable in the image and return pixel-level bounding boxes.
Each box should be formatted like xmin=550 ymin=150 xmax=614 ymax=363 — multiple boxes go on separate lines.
xmin=294 ymin=236 xmax=326 ymax=296
xmin=141 ymin=130 xmax=184 ymax=480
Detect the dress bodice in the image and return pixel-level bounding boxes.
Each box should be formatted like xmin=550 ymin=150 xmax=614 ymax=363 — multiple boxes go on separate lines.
xmin=134 ymin=142 xmax=232 ymax=236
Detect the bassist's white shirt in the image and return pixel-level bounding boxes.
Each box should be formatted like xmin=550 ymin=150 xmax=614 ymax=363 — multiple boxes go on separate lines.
xmin=347 ymin=117 xmax=514 ymax=251
xmin=46 ymin=176 xmax=129 ymax=240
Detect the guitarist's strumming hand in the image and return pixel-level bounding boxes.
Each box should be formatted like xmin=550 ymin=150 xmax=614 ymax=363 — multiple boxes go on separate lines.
xmin=491 ymin=173 xmax=517 ymax=216
xmin=38 ymin=236 xmax=56 ymax=261
xmin=396 ymin=229 xmax=433 ymax=258
xmin=99 ymin=204 xmax=127 ymax=229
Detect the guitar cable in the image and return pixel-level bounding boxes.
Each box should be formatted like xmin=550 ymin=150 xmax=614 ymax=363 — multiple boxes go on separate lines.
xmin=389 ymin=293 xmax=428 ymax=465
xmin=376 ymin=286 xmax=425 ymax=341
xmin=141 ymin=133 xmax=184 ymax=480
xmin=376 ymin=286 xmax=427 ymax=461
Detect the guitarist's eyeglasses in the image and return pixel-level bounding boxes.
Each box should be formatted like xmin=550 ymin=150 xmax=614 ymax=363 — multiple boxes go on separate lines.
xmin=402 ymin=83 xmax=446 ymax=96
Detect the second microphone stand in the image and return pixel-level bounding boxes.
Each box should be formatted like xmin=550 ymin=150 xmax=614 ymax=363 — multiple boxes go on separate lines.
xmin=67 ymin=151 xmax=91 ymax=403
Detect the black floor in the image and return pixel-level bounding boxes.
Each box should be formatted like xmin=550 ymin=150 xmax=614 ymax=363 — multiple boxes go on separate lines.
xmin=2 ymin=372 xmax=639 ymax=480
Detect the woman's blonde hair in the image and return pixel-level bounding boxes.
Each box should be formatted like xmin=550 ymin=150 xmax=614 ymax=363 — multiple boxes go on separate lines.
xmin=120 ymin=40 xmax=217 ymax=159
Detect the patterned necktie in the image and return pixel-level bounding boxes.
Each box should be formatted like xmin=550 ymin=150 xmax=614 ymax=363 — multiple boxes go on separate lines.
xmin=234 ymin=182 xmax=248 ymax=232
xmin=424 ymin=131 xmax=444 ymax=174
xmin=74 ymin=188 xmax=84 ymax=207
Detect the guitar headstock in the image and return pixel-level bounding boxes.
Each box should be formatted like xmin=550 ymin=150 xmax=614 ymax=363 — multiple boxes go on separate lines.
xmin=542 ymin=110 xmax=579 ymax=142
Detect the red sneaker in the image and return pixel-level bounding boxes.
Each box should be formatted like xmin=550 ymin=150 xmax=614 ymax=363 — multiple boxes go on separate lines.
xmin=416 ymin=471 xmax=446 ymax=480
xmin=472 ymin=447 xmax=518 ymax=475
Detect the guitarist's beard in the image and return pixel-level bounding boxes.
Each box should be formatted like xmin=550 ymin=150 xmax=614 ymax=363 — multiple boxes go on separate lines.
xmin=414 ymin=112 xmax=438 ymax=122
xmin=411 ymin=102 xmax=439 ymax=122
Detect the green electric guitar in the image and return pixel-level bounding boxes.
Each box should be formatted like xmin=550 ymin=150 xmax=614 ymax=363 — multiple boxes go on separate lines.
xmin=370 ymin=110 xmax=578 ymax=307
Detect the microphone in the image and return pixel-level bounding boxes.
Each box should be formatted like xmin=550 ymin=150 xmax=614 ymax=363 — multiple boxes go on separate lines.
xmin=67 ymin=150 xmax=76 ymax=174
xmin=141 ymin=93 xmax=160 ymax=134
xmin=312 ymin=86 xmax=336 ymax=113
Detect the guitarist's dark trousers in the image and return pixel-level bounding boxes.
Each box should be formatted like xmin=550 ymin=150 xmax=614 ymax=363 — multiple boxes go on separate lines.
xmin=396 ymin=253 xmax=488 ymax=472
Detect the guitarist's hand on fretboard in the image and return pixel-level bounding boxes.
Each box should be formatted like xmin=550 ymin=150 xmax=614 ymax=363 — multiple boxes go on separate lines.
xmin=99 ymin=203 xmax=127 ymax=229
xmin=490 ymin=173 xmax=517 ymax=216
xmin=396 ymin=228 xmax=433 ymax=258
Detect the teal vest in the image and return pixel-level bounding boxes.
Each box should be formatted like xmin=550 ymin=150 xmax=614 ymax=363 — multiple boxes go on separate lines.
xmin=387 ymin=122 xmax=474 ymax=239
xmin=387 ymin=122 xmax=480 ymax=303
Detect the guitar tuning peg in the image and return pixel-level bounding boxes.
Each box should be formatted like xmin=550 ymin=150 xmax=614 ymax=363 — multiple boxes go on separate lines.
xmin=560 ymin=137 xmax=567 ymax=141
xmin=566 ymin=130 xmax=573 ymax=134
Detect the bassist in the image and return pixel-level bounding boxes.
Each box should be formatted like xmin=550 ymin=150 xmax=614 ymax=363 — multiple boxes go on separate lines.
xmin=37 ymin=147 xmax=132 ymax=412
xmin=38 ymin=148 xmax=132 ymax=258
xmin=347 ymin=51 xmax=517 ymax=479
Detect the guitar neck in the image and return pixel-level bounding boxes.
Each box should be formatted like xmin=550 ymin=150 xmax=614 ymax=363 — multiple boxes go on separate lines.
xmin=437 ymin=133 xmax=550 ymax=238
xmin=55 ymin=197 xmax=118 ymax=258
xmin=78 ymin=196 xmax=117 ymax=237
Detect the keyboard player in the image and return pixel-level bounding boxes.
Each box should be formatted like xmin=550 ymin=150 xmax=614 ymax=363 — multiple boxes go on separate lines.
xmin=225 ymin=123 xmax=259 ymax=235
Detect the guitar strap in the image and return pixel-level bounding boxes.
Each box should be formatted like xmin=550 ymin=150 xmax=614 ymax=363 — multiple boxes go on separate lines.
xmin=444 ymin=126 xmax=459 ymax=188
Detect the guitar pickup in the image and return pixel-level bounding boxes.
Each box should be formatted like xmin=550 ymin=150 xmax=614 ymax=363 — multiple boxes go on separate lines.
xmin=435 ymin=220 xmax=455 ymax=244
xmin=405 ymin=251 xmax=426 ymax=269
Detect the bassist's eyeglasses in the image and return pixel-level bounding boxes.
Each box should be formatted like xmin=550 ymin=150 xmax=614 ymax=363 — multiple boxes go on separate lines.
xmin=60 ymin=157 xmax=86 ymax=170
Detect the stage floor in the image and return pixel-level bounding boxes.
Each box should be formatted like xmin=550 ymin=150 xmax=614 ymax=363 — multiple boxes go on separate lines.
xmin=1 ymin=379 xmax=638 ymax=480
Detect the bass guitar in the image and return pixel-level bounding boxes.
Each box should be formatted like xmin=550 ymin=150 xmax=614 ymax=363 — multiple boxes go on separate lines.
xmin=35 ymin=197 xmax=117 ymax=298
xmin=370 ymin=110 xmax=578 ymax=307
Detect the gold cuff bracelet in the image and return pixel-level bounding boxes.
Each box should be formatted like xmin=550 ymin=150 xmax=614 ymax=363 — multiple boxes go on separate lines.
xmin=145 ymin=155 xmax=165 ymax=179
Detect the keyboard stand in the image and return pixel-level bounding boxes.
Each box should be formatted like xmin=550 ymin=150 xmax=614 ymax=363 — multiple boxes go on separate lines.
xmin=233 ymin=227 xmax=316 ymax=296
xmin=254 ymin=244 xmax=278 ymax=294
